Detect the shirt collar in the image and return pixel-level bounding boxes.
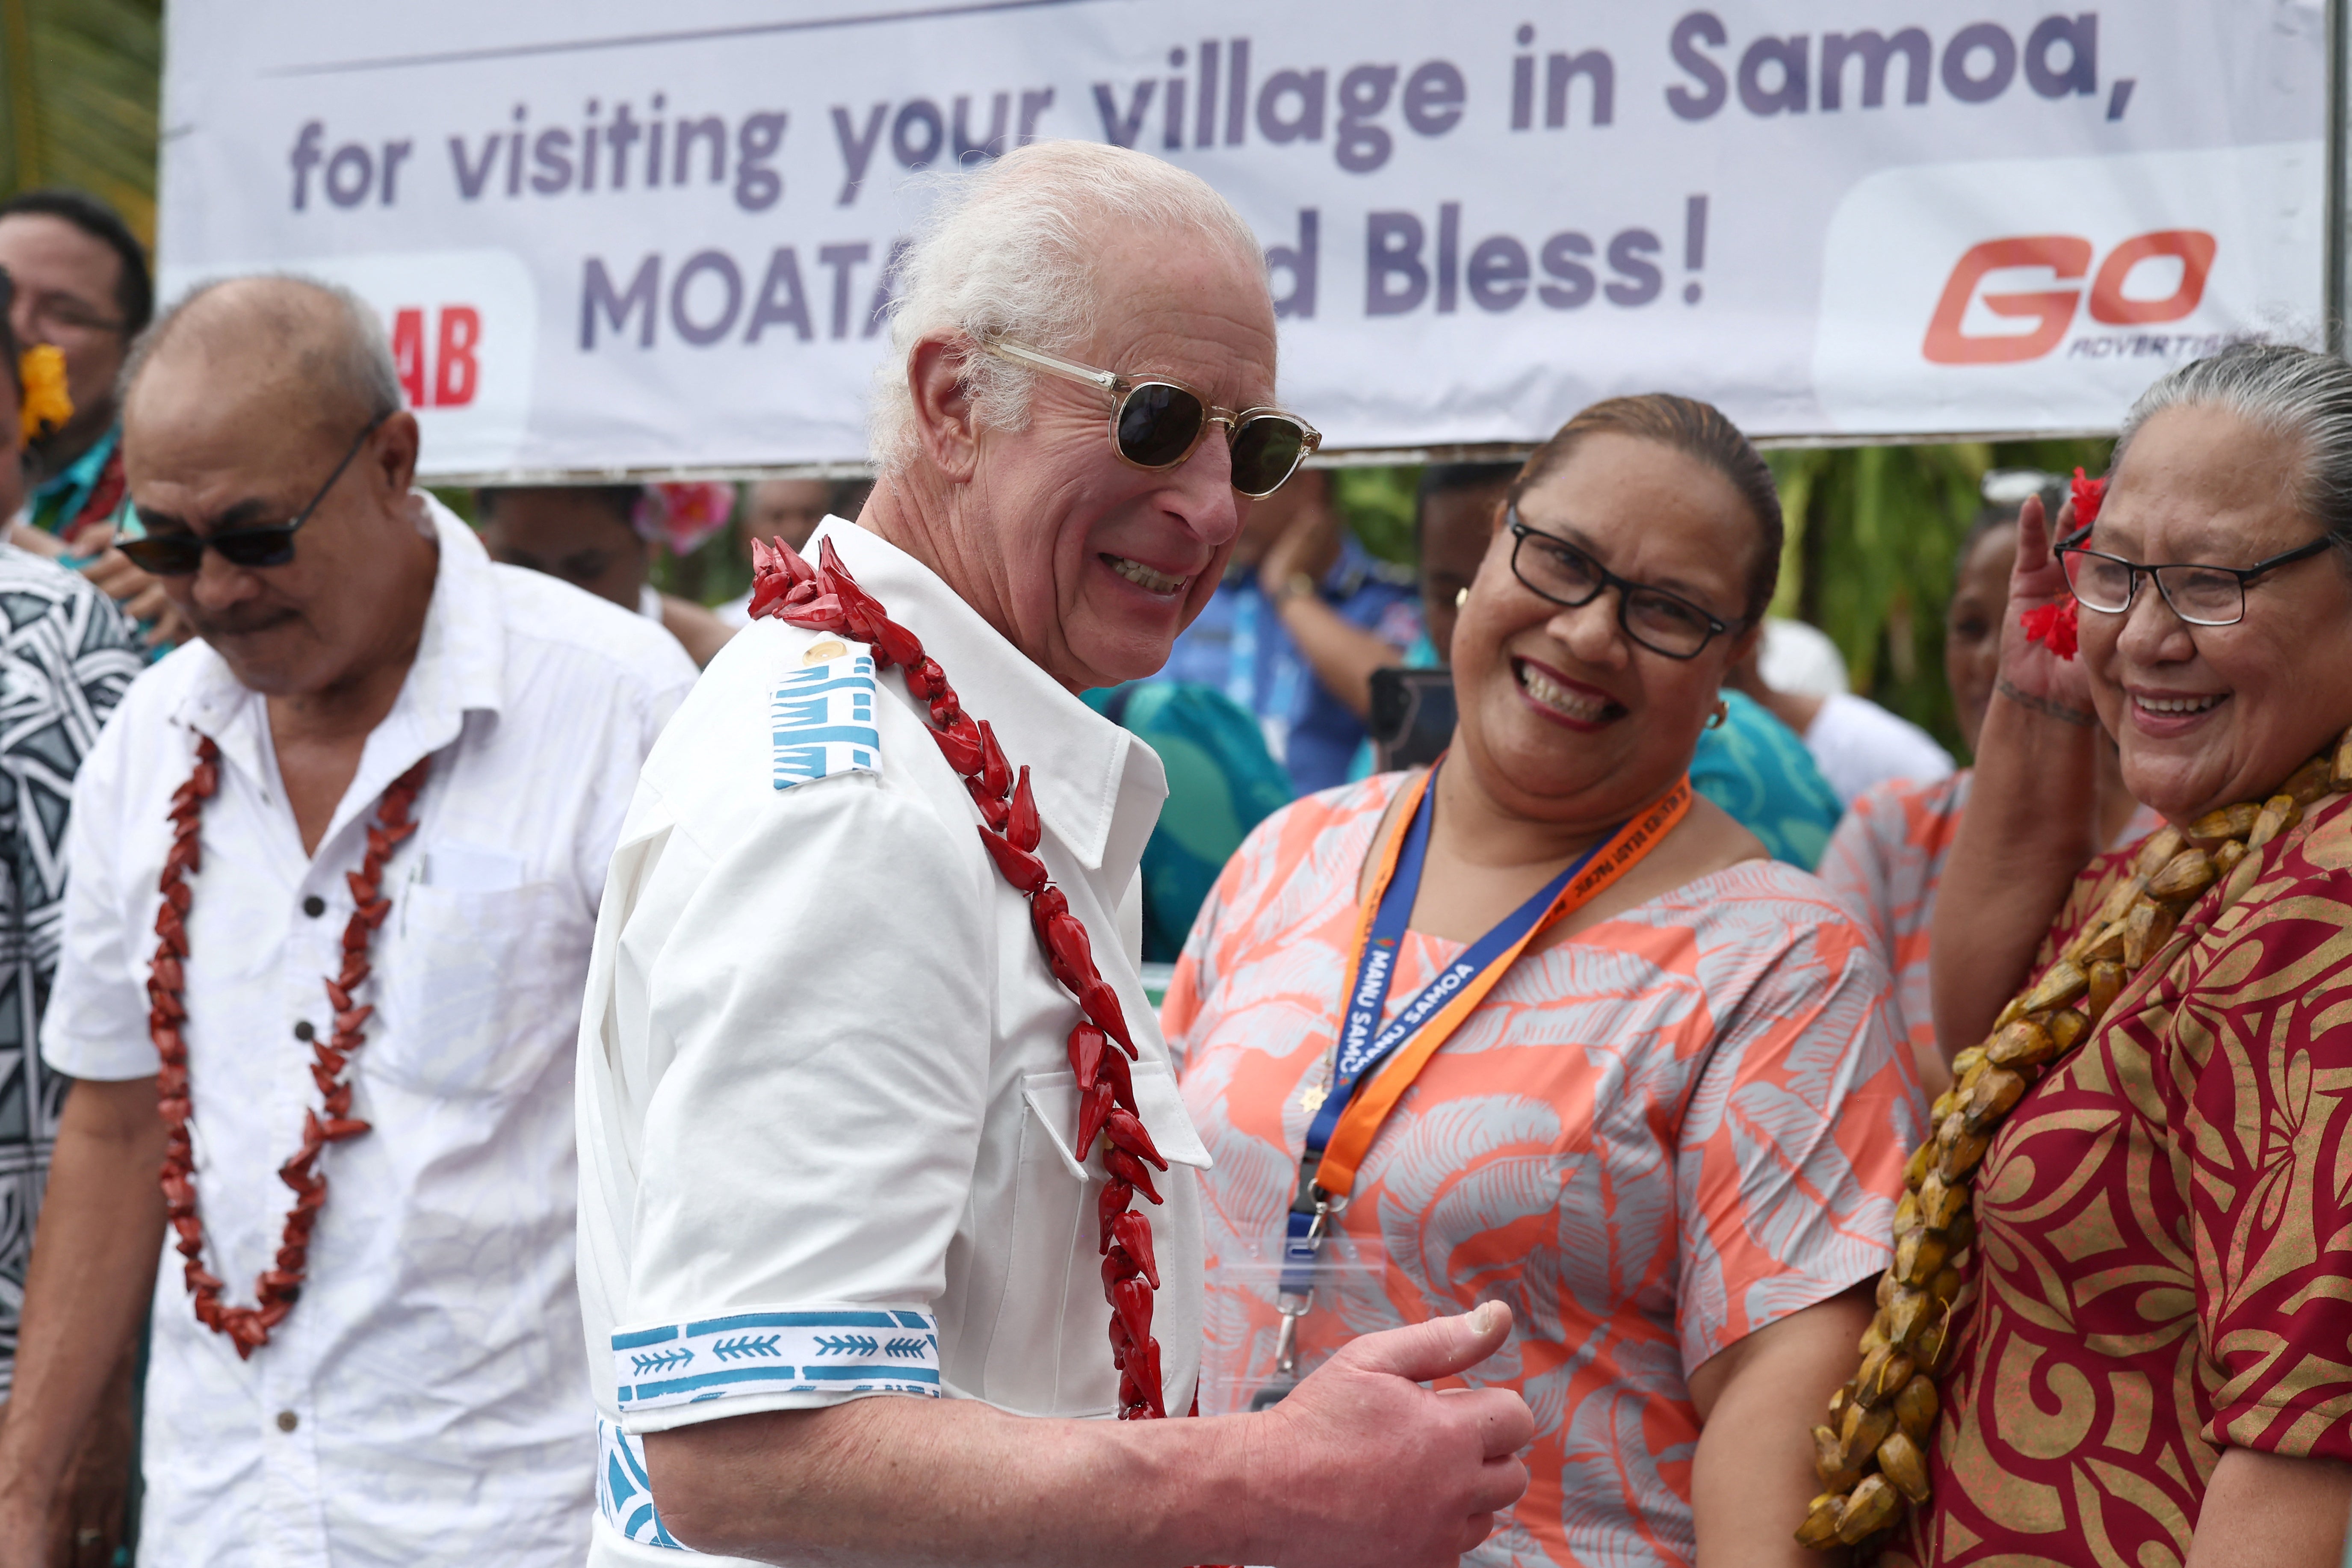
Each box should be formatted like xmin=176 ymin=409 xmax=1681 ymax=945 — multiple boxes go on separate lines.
xmin=810 ymin=517 xmax=1165 ymax=877
xmin=30 ymin=424 xmax=119 ymax=509
xmin=171 ymin=494 xmax=507 ymax=845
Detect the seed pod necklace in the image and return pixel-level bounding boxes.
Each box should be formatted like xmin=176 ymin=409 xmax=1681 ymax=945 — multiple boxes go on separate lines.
xmin=1796 ymin=724 xmax=2352 ymax=1553
xmin=748 ymin=534 xmax=1176 ymax=1420
xmin=149 ymin=735 xmax=430 ymax=1359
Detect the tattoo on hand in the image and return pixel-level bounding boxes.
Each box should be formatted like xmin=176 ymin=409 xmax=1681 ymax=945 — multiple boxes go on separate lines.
xmin=1996 ymin=679 xmax=2097 ymax=727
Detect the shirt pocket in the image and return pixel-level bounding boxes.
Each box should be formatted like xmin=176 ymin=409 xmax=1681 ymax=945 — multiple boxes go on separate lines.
xmin=371 ymin=880 xmax=579 ymax=1101
xmin=984 ymin=1064 xmax=1209 ymax=1414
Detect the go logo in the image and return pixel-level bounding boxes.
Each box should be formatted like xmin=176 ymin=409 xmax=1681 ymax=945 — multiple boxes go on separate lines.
xmin=1922 ymin=230 xmax=2217 ymax=364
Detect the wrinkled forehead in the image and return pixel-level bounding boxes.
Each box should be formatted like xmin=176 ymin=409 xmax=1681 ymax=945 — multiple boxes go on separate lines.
xmin=1078 ymin=225 xmax=1279 ymax=408
xmin=2104 ymin=402 xmax=2316 ymax=558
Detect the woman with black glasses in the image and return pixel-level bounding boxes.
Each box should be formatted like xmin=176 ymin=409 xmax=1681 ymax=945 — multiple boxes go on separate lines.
xmin=1168 ymin=394 xmax=1919 ymax=1567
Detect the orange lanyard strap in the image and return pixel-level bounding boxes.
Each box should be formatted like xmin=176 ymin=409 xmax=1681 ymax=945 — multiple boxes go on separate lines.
xmin=1309 ymin=770 xmax=1692 ymax=1200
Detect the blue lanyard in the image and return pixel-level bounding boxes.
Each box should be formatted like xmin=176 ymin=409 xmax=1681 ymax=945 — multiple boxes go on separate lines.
xmin=1279 ymin=772 xmax=1614 ymax=1296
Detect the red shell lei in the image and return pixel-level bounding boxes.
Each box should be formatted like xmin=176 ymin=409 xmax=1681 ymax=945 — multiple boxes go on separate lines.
xmin=748 ymin=535 xmax=1174 ymax=1421
xmin=151 ymin=735 xmax=428 ymax=1358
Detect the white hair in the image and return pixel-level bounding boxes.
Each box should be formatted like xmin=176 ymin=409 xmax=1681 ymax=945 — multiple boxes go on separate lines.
xmin=2116 ymin=341 xmax=2352 ymax=564
xmin=867 ymin=140 xmax=1266 ymax=473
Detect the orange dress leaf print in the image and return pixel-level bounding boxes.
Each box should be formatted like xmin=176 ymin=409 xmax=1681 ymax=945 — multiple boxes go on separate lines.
xmin=1167 ymin=776 xmax=1921 ymax=1567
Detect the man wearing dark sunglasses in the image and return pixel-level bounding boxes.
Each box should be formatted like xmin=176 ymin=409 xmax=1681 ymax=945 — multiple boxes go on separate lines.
xmin=576 ymin=139 xmax=1529 ymax=1568
xmin=0 ymin=275 xmax=697 ymax=1567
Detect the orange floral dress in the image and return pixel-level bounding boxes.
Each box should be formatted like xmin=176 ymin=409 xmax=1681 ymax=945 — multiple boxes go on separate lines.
xmin=1820 ymin=772 xmax=2163 ymax=1072
xmin=1165 ymin=774 xmax=1921 ymax=1567
xmin=1895 ymin=789 xmax=2352 ymax=1567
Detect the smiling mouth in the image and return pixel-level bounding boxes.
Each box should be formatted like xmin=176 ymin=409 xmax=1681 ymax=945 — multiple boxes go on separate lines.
xmin=2137 ymin=693 xmax=2228 ymax=717
xmin=1515 ymin=658 xmax=1619 ymax=723
xmin=1103 ymin=555 xmax=1188 ymax=596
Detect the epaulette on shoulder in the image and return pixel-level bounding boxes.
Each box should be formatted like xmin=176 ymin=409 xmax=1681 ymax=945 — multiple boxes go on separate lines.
xmin=769 ymin=636 xmax=882 ymax=790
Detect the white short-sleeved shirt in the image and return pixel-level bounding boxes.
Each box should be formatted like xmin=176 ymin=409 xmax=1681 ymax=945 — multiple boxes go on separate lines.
xmin=576 ymin=518 xmax=1210 ymax=1564
xmin=1803 ymin=691 xmax=1955 ymax=807
xmin=42 ymin=498 xmax=697 ymax=1568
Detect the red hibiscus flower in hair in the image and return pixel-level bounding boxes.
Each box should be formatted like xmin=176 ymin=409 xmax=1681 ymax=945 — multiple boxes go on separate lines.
xmin=2020 ymin=599 xmax=2078 ymax=660
xmin=2069 ymin=466 xmax=2105 ymax=529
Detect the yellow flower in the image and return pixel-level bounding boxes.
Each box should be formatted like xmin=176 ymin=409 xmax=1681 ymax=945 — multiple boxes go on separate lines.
xmin=18 ymin=344 xmax=73 ymax=443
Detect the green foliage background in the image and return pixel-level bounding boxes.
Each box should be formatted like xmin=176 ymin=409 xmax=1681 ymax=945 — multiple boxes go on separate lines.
xmin=0 ymin=0 xmax=163 ymax=245
xmin=8 ymin=19 xmax=2119 ymax=761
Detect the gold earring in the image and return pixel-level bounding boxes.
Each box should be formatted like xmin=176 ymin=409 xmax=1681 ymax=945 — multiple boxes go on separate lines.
xmin=1707 ymin=699 xmax=1729 ymax=730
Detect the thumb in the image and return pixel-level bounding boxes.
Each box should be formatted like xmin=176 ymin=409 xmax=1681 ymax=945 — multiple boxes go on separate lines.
xmin=1345 ymin=1300 xmax=1514 ymax=1385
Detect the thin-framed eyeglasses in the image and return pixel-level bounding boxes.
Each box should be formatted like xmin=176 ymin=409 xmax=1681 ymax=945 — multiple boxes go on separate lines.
xmin=2056 ymin=532 xmax=2337 ymax=627
xmin=115 ymin=412 xmax=390 ymax=576
xmin=978 ymin=336 xmax=1321 ymax=499
xmin=1506 ymin=505 xmax=1738 ymax=659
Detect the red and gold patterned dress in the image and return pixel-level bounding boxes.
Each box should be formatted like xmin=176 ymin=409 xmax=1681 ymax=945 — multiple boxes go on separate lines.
xmin=1895 ymin=789 xmax=2352 ymax=1566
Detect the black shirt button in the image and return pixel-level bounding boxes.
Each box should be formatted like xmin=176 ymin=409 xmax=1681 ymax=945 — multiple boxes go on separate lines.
xmin=293 ymin=1021 xmax=316 ymax=1042
xmin=302 ymin=895 xmax=326 ymax=918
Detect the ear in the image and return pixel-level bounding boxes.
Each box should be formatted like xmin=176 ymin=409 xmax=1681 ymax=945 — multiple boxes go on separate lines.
xmin=372 ymin=410 xmax=421 ymax=500
xmin=907 ymin=335 xmax=981 ymax=484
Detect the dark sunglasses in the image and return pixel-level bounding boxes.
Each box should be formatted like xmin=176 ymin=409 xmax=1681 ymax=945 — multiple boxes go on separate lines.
xmin=116 ymin=413 xmax=387 ymax=576
xmin=980 ymin=337 xmax=1321 ymax=498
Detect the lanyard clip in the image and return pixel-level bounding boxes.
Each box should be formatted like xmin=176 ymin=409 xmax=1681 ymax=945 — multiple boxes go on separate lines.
xmin=1274 ymin=1195 xmax=1342 ymax=1377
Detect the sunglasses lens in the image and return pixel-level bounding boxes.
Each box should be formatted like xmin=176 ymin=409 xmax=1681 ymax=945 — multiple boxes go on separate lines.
xmin=1230 ymin=416 xmax=1308 ymax=497
xmin=210 ymin=528 xmax=300 ymax=570
xmin=1115 ymin=383 xmax=1206 ymax=468
xmin=116 ymin=535 xmax=204 ymax=576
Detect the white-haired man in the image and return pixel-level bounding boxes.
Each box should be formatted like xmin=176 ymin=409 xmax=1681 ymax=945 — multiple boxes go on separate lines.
xmin=0 ymin=275 xmax=698 ymax=1565
xmin=575 ymin=141 xmax=1533 ymax=1567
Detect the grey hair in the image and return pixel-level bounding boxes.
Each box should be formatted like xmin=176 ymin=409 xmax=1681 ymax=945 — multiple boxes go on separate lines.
xmin=867 ymin=139 xmax=1265 ymax=473
xmin=2114 ymin=341 xmax=2352 ymax=562
xmin=122 ymin=273 xmax=403 ymax=429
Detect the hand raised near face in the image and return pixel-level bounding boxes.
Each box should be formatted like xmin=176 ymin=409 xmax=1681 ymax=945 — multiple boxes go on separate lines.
xmin=1996 ymin=493 xmax=2097 ymax=726
xmin=1243 ymin=1302 xmax=1534 ymax=1568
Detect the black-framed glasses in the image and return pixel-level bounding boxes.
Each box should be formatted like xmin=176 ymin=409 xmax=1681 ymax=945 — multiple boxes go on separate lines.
xmin=2056 ymin=533 xmax=2337 ymax=627
xmin=979 ymin=336 xmax=1322 ymax=498
xmin=1507 ymin=507 xmax=1738 ymax=660
xmin=115 ymin=413 xmax=388 ymax=576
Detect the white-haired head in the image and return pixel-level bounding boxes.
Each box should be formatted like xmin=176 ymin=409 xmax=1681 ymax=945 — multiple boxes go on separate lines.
xmin=868 ymin=140 xmax=1265 ymax=473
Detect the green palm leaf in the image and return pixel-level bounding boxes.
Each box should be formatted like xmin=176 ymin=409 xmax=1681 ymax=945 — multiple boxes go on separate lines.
xmin=0 ymin=0 xmax=162 ymax=244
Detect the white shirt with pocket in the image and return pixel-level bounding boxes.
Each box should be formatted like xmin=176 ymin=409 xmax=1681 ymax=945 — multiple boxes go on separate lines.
xmin=41 ymin=497 xmax=697 ymax=1568
xmin=575 ymin=518 xmax=1210 ymax=1564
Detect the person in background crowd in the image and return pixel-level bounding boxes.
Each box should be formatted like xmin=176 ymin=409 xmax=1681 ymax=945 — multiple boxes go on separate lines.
xmin=1687 ymin=682 xmax=1847 ymax=868
xmin=1883 ymin=342 xmax=2352 ymax=1566
xmin=0 ymin=275 xmax=697 ymax=1565
xmin=1156 ymin=465 xmax=1421 ymax=792
xmin=716 ymin=476 xmax=872 ymax=626
xmin=573 ymin=139 xmax=1529 ymax=1568
xmin=0 ymin=190 xmax=184 ymax=653
xmin=0 ymin=267 xmax=146 ymax=1568
xmin=1732 ymin=625 xmax=1954 ymax=806
xmin=1170 ymin=393 xmax=1916 ymax=1567
xmin=477 ymin=484 xmax=737 ymax=666
xmin=1819 ymin=478 xmax=2157 ymax=1097
xmin=1080 ymin=678 xmax=1292 ymax=964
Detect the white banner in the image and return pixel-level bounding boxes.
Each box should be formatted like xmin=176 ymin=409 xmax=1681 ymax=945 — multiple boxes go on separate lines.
xmin=157 ymin=0 xmax=2327 ymax=477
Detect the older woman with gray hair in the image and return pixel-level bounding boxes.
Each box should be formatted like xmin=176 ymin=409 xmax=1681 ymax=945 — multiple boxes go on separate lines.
xmin=572 ymin=139 xmax=1532 ymax=1568
xmin=1804 ymin=341 xmax=2352 ymax=1566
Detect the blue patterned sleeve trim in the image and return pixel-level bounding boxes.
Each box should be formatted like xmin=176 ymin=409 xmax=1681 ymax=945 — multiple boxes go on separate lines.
xmin=611 ymin=1307 xmax=941 ymax=1410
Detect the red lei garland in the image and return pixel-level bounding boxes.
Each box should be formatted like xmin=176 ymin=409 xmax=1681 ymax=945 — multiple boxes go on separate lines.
xmin=748 ymin=536 xmax=1176 ymax=1420
xmin=150 ymin=735 xmax=429 ymax=1358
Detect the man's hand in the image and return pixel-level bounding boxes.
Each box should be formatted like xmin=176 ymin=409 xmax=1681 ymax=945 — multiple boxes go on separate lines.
xmin=1246 ymin=1302 xmax=1533 ymax=1568
xmin=76 ymin=540 xmax=189 ymax=649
